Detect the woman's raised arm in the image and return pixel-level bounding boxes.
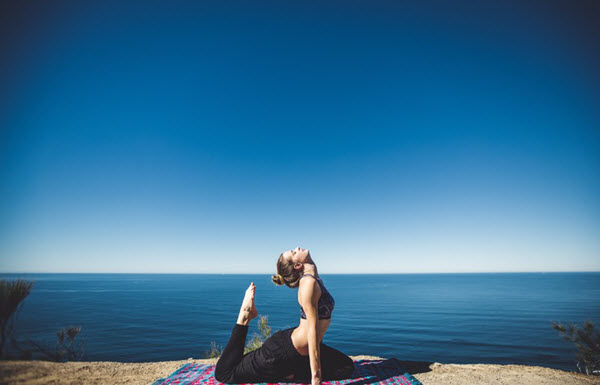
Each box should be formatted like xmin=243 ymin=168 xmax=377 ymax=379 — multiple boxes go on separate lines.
xmin=299 ymin=277 xmax=322 ymax=385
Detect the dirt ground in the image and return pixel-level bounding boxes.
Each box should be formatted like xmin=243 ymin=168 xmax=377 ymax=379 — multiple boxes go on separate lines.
xmin=0 ymin=355 xmax=598 ymax=385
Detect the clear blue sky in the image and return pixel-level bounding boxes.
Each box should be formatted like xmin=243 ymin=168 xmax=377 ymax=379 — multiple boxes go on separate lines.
xmin=1 ymin=1 xmax=599 ymax=273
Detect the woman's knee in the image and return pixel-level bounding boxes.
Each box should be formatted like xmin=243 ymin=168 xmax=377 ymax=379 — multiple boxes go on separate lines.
xmin=215 ymin=370 xmax=231 ymax=383
xmin=214 ymin=362 xmax=231 ymax=383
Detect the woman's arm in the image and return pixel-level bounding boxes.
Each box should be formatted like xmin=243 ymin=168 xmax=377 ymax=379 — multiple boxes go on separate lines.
xmin=299 ymin=278 xmax=322 ymax=385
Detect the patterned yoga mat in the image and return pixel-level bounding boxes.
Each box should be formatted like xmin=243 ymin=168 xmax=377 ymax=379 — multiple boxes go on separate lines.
xmin=150 ymin=358 xmax=422 ymax=385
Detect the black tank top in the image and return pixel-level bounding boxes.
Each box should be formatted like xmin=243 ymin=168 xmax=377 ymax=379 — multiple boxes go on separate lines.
xmin=299 ymin=274 xmax=335 ymax=320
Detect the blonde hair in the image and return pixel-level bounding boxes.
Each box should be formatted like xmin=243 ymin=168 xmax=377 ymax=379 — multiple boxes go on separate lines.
xmin=271 ymin=274 xmax=285 ymax=286
xmin=271 ymin=252 xmax=303 ymax=288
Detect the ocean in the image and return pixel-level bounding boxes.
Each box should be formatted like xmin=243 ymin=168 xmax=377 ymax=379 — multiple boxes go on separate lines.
xmin=1 ymin=273 xmax=598 ymax=372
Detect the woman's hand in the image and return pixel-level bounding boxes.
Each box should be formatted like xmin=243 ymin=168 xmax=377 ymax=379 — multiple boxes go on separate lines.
xmin=311 ymin=370 xmax=322 ymax=385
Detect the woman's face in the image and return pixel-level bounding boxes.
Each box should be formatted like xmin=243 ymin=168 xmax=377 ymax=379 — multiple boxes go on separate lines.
xmin=282 ymin=246 xmax=312 ymax=268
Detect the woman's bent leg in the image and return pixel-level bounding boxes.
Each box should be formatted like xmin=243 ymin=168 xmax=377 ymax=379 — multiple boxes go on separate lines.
xmin=320 ymin=343 xmax=355 ymax=380
xmin=214 ymin=323 xmax=249 ymax=383
xmin=290 ymin=342 xmax=354 ymax=382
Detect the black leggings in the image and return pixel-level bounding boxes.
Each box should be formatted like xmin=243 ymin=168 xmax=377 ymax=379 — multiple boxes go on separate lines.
xmin=215 ymin=323 xmax=354 ymax=384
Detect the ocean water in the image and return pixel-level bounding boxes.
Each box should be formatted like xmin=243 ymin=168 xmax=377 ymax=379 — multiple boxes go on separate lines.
xmin=1 ymin=273 xmax=599 ymax=372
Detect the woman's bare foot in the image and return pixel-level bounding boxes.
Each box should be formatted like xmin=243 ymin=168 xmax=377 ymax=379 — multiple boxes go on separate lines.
xmin=236 ymin=282 xmax=258 ymax=326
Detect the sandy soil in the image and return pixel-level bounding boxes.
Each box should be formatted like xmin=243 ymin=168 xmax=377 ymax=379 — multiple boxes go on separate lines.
xmin=0 ymin=355 xmax=598 ymax=385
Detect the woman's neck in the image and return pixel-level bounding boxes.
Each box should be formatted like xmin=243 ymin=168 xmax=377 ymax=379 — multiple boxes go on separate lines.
xmin=303 ymin=263 xmax=318 ymax=277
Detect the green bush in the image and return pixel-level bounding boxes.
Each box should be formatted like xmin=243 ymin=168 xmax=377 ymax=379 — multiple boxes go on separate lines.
xmin=19 ymin=326 xmax=86 ymax=362
xmin=552 ymin=320 xmax=600 ymax=375
xmin=1 ymin=278 xmax=86 ymax=362
xmin=0 ymin=279 xmax=34 ymax=359
xmin=205 ymin=341 xmax=224 ymax=359
xmin=244 ymin=315 xmax=272 ymax=354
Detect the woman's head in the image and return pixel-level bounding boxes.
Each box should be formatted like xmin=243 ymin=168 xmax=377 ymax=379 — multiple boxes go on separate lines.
xmin=271 ymin=246 xmax=312 ymax=288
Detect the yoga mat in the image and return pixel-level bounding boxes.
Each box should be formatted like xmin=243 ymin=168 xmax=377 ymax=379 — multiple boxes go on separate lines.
xmin=150 ymin=358 xmax=422 ymax=385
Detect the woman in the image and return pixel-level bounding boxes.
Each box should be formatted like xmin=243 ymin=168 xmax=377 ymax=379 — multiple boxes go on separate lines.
xmin=215 ymin=247 xmax=354 ymax=384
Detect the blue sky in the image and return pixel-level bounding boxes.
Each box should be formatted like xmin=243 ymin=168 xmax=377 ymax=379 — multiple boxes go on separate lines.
xmin=1 ymin=1 xmax=599 ymax=273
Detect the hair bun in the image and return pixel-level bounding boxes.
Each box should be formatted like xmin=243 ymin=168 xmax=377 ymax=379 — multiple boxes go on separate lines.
xmin=271 ymin=274 xmax=284 ymax=286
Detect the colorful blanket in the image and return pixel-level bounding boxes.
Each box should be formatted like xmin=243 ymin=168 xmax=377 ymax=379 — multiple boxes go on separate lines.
xmin=150 ymin=359 xmax=422 ymax=385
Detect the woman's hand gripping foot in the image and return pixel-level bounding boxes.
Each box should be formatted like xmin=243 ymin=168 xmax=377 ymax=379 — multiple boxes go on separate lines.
xmin=236 ymin=282 xmax=258 ymax=326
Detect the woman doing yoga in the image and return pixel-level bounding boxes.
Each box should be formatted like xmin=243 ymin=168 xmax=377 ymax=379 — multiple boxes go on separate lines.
xmin=215 ymin=247 xmax=354 ymax=384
